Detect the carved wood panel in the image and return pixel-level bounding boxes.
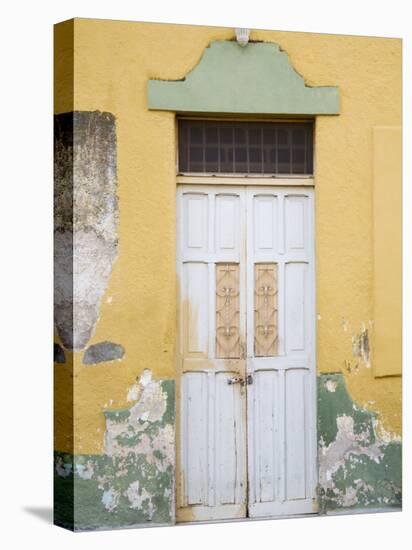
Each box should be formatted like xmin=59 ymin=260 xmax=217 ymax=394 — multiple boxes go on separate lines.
xmin=216 ymin=263 xmax=241 ymax=358
xmin=254 ymin=263 xmax=278 ymax=357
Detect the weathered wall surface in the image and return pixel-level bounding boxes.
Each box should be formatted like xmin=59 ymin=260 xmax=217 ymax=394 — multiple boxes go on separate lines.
xmin=54 ymin=18 xmax=402 ymax=528
xmin=317 ymin=374 xmax=401 ymax=511
xmin=54 ymin=110 xmax=118 ymax=351
xmin=54 ymin=374 xmax=175 ymax=530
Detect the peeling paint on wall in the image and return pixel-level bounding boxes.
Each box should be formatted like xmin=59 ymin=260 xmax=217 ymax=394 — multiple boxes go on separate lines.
xmin=54 ymin=111 xmax=119 ymax=351
xmin=317 ymin=374 xmax=401 ymax=511
xmin=54 ymin=372 xmax=175 ymax=531
xmin=351 ymin=326 xmax=370 ymax=367
xmin=342 ymin=322 xmax=373 ymax=374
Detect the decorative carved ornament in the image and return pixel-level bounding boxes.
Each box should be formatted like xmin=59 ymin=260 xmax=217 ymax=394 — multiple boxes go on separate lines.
xmin=254 ymin=263 xmax=278 ymax=357
xmin=216 ymin=263 xmax=240 ymax=359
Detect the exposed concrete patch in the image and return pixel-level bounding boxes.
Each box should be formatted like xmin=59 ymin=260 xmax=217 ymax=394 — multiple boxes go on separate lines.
xmin=319 ymin=415 xmax=382 ymax=489
xmin=54 ymin=111 xmax=118 ymax=351
xmin=318 ymin=373 xmax=401 ymax=512
xmin=102 ymin=488 xmax=121 ymax=512
xmin=83 ymin=341 xmax=125 ymax=364
xmin=76 ymin=460 xmax=95 ymax=480
xmin=54 ymin=373 xmax=175 ymax=531
xmin=54 ymin=343 xmax=66 ymax=364
xmin=324 ymin=378 xmax=337 ymax=392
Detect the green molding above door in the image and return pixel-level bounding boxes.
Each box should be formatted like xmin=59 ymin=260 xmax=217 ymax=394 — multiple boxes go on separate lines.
xmin=147 ymin=41 xmax=339 ymax=115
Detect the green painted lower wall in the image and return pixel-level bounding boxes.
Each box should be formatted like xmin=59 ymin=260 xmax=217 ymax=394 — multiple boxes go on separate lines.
xmin=317 ymin=374 xmax=401 ymax=511
xmin=54 ymin=379 xmax=175 ymax=531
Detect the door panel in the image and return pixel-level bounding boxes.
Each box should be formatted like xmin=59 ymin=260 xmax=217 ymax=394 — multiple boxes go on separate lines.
xmin=183 ymin=262 xmax=209 ymax=356
xmin=285 ymin=261 xmax=307 ymax=353
xmin=247 ymin=187 xmax=317 ymax=517
xmin=177 ymin=186 xmax=247 ymax=522
xmin=180 ymin=370 xmax=246 ymax=512
xmin=253 ymin=194 xmax=279 ymax=254
xmin=181 ymin=372 xmax=208 ymax=506
xmin=177 ymin=185 xmax=316 ymax=522
xmin=184 ymin=193 xmax=208 ymax=252
xmin=285 ymin=368 xmax=309 ymax=501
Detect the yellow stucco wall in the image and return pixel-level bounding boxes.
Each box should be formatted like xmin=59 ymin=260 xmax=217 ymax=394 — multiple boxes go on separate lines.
xmin=54 ymin=18 xmax=402 ymax=454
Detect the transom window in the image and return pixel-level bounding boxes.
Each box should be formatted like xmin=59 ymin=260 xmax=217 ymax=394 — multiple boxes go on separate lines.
xmin=178 ymin=119 xmax=314 ymax=176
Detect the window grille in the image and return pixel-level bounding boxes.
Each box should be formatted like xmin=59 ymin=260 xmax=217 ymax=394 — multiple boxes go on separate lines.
xmin=178 ymin=119 xmax=313 ymax=175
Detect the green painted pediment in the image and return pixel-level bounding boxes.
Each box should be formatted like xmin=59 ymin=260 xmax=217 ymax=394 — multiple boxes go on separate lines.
xmin=148 ymin=41 xmax=339 ymax=115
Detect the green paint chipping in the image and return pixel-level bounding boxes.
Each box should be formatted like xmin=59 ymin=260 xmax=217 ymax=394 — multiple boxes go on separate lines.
xmin=330 ymin=445 xmax=402 ymax=509
xmin=160 ymin=380 xmax=175 ymax=425
xmin=54 ymin=454 xmax=74 ymax=528
xmin=54 ymin=453 xmax=174 ymax=531
xmin=318 ymin=374 xmax=376 ymax=447
xmin=54 ymin=377 xmax=175 ymax=531
xmin=317 ymin=373 xmax=402 ymax=512
xmin=104 ymin=408 xmax=131 ymax=423
xmin=148 ymin=41 xmax=340 ymax=115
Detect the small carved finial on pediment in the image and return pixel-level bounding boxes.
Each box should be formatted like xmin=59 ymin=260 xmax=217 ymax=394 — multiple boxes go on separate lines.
xmin=235 ymin=28 xmax=250 ymax=47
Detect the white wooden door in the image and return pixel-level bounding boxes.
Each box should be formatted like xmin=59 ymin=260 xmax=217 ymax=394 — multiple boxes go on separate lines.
xmin=177 ymin=185 xmax=317 ymax=522
xmin=246 ymin=187 xmax=317 ymax=517
xmin=176 ymin=186 xmax=247 ymax=522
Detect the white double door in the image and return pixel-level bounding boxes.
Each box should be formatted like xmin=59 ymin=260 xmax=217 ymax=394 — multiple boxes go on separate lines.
xmin=177 ymin=185 xmax=317 ymax=522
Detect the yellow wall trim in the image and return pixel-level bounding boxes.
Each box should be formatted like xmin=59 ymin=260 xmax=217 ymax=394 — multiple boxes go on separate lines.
xmin=372 ymin=126 xmax=402 ymax=377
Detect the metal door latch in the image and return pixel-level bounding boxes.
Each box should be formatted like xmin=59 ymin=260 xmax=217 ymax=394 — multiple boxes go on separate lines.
xmin=227 ymin=375 xmax=253 ymax=385
xmin=244 ymin=374 xmax=253 ymax=385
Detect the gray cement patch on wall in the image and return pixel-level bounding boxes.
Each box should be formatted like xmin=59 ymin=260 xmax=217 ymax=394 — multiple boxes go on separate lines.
xmin=54 ymin=111 xmax=118 ymax=351
xmin=83 ymin=342 xmax=125 ymax=364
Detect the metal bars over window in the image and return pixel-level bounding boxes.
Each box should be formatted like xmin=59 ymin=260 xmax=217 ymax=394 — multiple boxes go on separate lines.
xmin=178 ymin=119 xmax=314 ymax=175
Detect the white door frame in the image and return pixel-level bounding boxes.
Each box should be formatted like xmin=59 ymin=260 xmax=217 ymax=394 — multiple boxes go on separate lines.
xmin=176 ymin=181 xmax=317 ymax=522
